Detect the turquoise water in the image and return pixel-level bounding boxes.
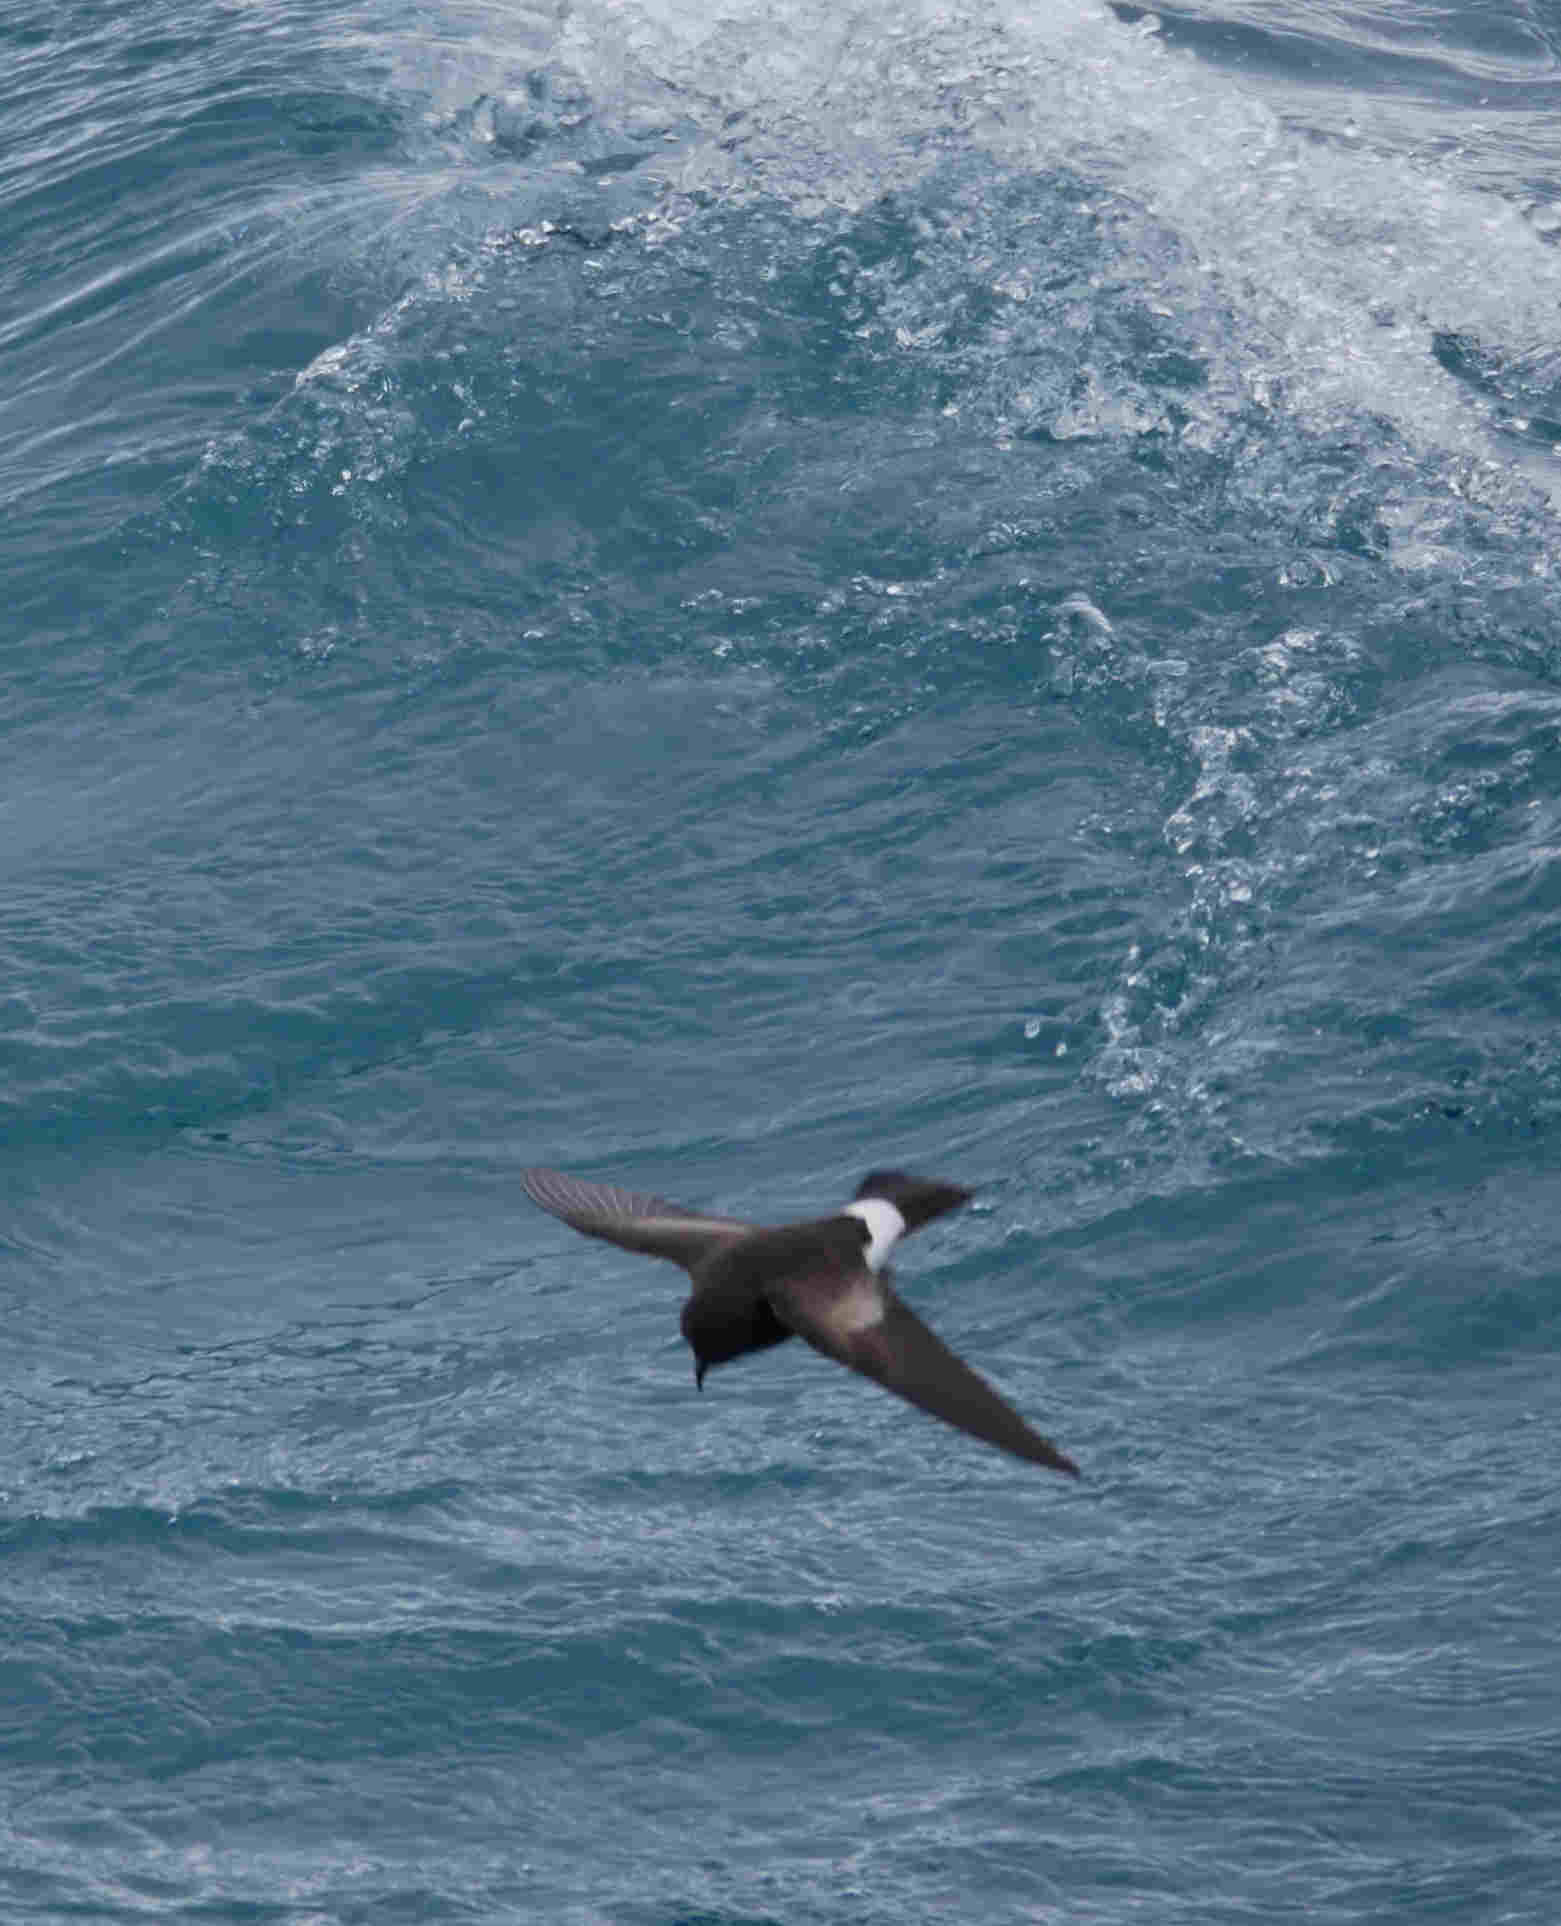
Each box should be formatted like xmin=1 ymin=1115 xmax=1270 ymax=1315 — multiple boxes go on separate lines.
xmin=5 ymin=1 xmax=1561 ymax=1918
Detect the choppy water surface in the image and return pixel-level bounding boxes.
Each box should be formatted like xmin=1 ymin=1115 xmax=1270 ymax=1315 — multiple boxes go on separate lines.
xmin=5 ymin=0 xmax=1561 ymax=1919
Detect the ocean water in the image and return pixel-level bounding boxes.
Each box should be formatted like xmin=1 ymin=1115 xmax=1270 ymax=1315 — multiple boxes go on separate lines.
xmin=5 ymin=0 xmax=1561 ymax=1918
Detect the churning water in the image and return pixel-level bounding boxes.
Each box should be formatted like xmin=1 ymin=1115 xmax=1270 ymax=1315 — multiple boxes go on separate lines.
xmin=5 ymin=1 xmax=1561 ymax=1919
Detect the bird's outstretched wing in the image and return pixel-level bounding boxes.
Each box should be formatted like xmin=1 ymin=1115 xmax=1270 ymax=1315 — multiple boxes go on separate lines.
xmin=520 ymin=1167 xmax=753 ymax=1271
xmin=768 ymin=1268 xmax=1079 ymax=1477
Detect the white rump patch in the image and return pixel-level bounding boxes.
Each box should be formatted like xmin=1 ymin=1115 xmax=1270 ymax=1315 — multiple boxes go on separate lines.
xmin=842 ymin=1197 xmax=906 ymax=1272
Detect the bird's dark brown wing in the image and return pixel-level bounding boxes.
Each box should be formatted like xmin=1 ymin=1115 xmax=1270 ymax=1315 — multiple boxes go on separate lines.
xmin=520 ymin=1168 xmax=752 ymax=1271
xmin=768 ymin=1267 xmax=1079 ymax=1477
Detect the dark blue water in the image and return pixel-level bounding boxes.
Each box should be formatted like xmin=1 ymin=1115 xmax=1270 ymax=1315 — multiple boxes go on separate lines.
xmin=6 ymin=0 xmax=1561 ymax=1918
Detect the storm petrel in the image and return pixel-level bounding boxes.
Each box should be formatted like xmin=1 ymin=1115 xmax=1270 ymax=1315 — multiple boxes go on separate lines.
xmin=520 ymin=1166 xmax=1079 ymax=1476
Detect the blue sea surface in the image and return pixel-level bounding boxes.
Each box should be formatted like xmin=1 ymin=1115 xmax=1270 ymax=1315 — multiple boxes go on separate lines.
xmin=5 ymin=0 xmax=1561 ymax=1918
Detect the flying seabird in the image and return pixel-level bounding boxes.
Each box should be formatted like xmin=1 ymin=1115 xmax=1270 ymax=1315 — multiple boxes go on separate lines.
xmin=520 ymin=1166 xmax=1079 ymax=1476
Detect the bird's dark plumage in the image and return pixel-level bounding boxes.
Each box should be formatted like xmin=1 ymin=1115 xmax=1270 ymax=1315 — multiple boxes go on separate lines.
xmin=520 ymin=1166 xmax=1079 ymax=1478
